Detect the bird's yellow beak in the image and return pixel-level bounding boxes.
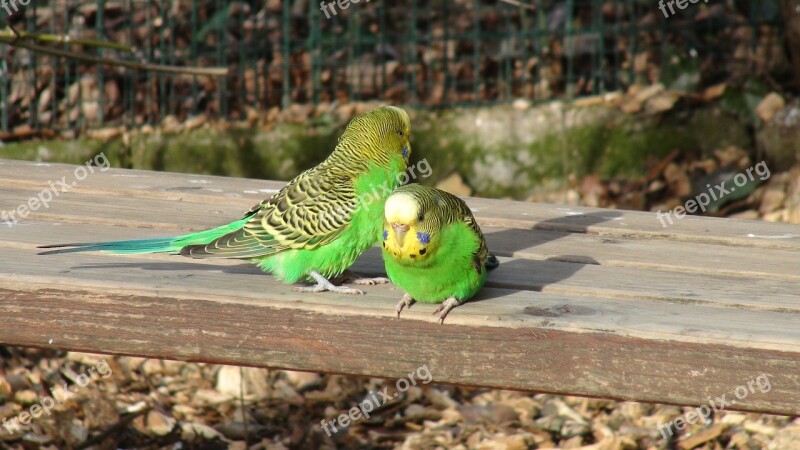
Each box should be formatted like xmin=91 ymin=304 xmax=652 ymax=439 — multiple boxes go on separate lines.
xmin=392 ymin=222 xmax=410 ymax=245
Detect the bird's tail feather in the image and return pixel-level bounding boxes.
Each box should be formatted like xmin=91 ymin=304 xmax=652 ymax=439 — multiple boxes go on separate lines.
xmin=38 ymin=217 xmax=250 ymax=256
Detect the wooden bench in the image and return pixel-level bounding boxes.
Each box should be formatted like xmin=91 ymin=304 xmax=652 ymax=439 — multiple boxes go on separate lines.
xmin=1 ymin=158 xmax=798 ymax=416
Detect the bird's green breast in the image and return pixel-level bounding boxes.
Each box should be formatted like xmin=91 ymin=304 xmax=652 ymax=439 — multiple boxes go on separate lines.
xmin=383 ymin=221 xmax=487 ymax=303
xmin=259 ymin=158 xmax=406 ymax=283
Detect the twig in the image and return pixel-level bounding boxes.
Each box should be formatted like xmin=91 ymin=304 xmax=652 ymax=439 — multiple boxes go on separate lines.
xmin=239 ymin=366 xmax=249 ymax=446
xmin=7 ymin=23 xmax=20 ymax=44
xmin=0 ymin=28 xmax=133 ymax=52
xmin=498 ymin=0 xmax=536 ymax=11
xmin=0 ymin=37 xmax=228 ymax=77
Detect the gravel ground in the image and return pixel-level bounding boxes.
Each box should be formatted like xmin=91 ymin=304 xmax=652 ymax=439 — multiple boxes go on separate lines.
xmin=0 ymin=348 xmax=798 ymax=449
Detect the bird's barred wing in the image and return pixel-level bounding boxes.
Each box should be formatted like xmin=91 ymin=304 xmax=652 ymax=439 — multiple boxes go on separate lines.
xmin=182 ymin=170 xmax=358 ymax=258
xmin=443 ymin=192 xmax=489 ymax=274
xmin=463 ymin=212 xmax=489 ymax=274
xmin=253 ymin=173 xmax=358 ymax=249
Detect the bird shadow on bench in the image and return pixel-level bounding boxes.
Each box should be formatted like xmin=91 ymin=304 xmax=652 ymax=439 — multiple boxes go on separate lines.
xmin=468 ymin=210 xmax=622 ymax=305
xmin=66 ymin=261 xmax=265 ymax=276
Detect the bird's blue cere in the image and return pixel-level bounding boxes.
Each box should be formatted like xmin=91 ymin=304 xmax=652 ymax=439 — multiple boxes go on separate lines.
xmin=382 ymin=230 xmax=388 ymax=240
xmin=402 ymin=146 xmax=409 ymax=158
xmin=416 ymin=232 xmax=430 ymax=244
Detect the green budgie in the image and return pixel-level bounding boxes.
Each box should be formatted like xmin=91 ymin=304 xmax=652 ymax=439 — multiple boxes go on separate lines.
xmin=40 ymin=106 xmax=412 ymax=295
xmin=381 ymin=184 xmax=497 ymax=323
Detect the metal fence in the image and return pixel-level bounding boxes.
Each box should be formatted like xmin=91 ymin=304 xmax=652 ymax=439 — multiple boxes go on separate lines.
xmin=0 ymin=0 xmax=785 ymax=132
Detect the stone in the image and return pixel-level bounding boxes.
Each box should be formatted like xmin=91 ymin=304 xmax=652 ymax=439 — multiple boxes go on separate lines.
xmin=755 ymin=92 xmax=785 ymax=122
xmin=677 ymin=423 xmax=726 ymax=449
xmin=759 ymin=182 xmax=787 ymax=215
xmin=283 ymin=371 xmax=322 ymax=392
xmin=645 ymin=91 xmax=679 ymax=114
xmin=133 ymin=410 xmax=176 ymax=437
xmin=512 ymin=98 xmax=532 ymax=110
xmin=756 ymin=103 xmax=800 ymax=171
xmin=216 ymin=366 xmax=270 ymax=400
xmin=436 ymin=172 xmax=473 ymax=197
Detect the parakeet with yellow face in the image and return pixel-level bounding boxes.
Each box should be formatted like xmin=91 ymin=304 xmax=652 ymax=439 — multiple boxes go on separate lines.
xmin=40 ymin=106 xmax=412 ymax=295
xmin=381 ymin=184 xmax=494 ymax=323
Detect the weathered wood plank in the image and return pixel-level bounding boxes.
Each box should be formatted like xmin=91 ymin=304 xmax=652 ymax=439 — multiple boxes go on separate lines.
xmin=5 ymin=212 xmax=800 ymax=283
xmin=485 ymin=227 xmax=800 ymax=281
xmin=3 ymin=184 xmax=800 ymax=284
xmin=1 ymin=158 xmax=799 ymax=416
xmin=1 ymin=285 xmax=797 ymax=415
xmin=0 ymin=246 xmax=798 ymax=352
xmin=4 ymin=222 xmax=800 ymax=311
xmin=3 ymin=159 xmax=800 ymax=249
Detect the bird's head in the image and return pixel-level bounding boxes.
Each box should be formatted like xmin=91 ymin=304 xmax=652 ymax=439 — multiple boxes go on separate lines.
xmin=382 ymin=185 xmax=439 ymax=264
xmin=339 ymin=105 xmax=411 ymax=167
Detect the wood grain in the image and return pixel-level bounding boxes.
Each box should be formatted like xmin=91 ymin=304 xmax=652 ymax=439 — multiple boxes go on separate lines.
xmin=0 ymin=158 xmax=798 ymax=415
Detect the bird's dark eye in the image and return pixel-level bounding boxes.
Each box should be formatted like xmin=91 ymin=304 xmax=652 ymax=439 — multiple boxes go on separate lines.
xmin=418 ymin=213 xmax=425 ymax=222
xmin=397 ymin=130 xmax=404 ymax=137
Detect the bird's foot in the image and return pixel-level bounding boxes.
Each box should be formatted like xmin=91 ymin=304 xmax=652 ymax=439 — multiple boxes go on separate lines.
xmin=338 ymin=269 xmax=391 ymax=286
xmin=295 ymin=271 xmax=365 ymax=295
xmin=433 ymin=297 xmax=464 ymax=324
xmin=352 ymin=277 xmax=391 ymax=286
xmin=395 ymin=293 xmax=416 ymax=318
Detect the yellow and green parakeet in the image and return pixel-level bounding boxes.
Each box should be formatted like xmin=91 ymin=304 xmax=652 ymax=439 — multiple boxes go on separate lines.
xmin=40 ymin=106 xmax=412 ymax=295
xmin=381 ymin=184 xmax=495 ymax=323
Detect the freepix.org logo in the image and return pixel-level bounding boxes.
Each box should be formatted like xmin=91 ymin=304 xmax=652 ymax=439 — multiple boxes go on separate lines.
xmin=658 ymin=0 xmax=710 ymax=19
xmin=1 ymin=0 xmax=31 ymax=17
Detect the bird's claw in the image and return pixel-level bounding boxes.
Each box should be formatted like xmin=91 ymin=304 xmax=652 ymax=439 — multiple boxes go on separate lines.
xmin=432 ymin=297 xmax=463 ymax=324
xmin=296 ymin=271 xmax=365 ymax=295
xmin=395 ymin=293 xmax=416 ymax=318
xmin=338 ymin=270 xmax=391 ymax=286
xmin=352 ymin=277 xmax=391 ymax=286
xmin=294 ymin=285 xmax=364 ymax=295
